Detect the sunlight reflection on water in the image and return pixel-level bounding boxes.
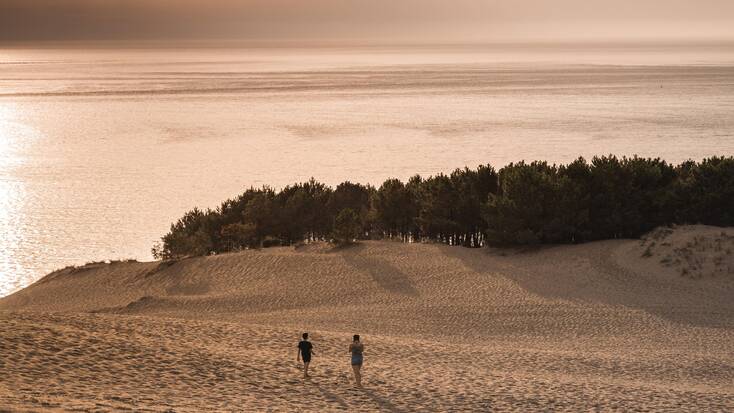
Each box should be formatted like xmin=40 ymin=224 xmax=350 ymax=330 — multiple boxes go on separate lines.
xmin=0 ymin=103 xmax=29 ymax=295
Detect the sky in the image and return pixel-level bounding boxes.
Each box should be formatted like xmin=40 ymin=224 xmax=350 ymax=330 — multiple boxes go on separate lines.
xmin=1 ymin=0 xmax=733 ymax=43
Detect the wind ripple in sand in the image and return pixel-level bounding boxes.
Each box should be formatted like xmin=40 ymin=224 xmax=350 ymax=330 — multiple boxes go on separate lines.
xmin=1 ymin=312 xmax=732 ymax=412
xmin=1 ymin=226 xmax=733 ymax=411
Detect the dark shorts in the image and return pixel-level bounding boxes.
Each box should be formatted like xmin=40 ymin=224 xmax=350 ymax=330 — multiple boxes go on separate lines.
xmin=351 ymin=354 xmax=363 ymax=366
xmin=303 ymin=355 xmax=311 ymax=363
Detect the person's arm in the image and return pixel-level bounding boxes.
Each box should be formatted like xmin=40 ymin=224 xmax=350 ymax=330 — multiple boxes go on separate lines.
xmin=310 ymin=345 xmax=315 ymax=356
xmin=297 ymin=345 xmax=301 ymax=362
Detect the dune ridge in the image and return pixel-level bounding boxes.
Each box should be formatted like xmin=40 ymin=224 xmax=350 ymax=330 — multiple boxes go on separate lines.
xmin=1 ymin=225 xmax=733 ymax=411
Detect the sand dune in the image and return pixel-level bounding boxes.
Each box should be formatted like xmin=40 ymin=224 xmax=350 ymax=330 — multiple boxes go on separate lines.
xmin=1 ymin=225 xmax=733 ymax=411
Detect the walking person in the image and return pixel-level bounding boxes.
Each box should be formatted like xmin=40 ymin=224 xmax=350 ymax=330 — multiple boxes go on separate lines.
xmin=297 ymin=332 xmax=315 ymax=379
xmin=349 ymin=334 xmax=364 ymax=387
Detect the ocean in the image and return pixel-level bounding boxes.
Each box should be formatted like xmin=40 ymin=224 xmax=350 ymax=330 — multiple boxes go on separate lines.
xmin=1 ymin=43 xmax=733 ymax=296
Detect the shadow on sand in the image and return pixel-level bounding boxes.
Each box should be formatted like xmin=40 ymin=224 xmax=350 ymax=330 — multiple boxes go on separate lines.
xmin=314 ymin=382 xmax=350 ymax=410
xmin=361 ymin=388 xmax=404 ymax=412
xmin=438 ymin=240 xmax=734 ymax=330
xmin=340 ymin=244 xmax=419 ymax=297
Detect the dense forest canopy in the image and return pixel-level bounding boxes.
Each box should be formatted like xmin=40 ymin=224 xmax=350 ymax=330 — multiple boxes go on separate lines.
xmin=153 ymin=156 xmax=734 ymax=260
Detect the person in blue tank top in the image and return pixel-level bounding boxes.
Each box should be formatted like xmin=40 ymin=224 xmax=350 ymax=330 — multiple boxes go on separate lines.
xmin=348 ymin=334 xmax=364 ymax=387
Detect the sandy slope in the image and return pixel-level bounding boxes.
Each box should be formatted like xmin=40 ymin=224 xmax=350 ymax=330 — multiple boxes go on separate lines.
xmin=1 ymin=225 xmax=733 ymax=411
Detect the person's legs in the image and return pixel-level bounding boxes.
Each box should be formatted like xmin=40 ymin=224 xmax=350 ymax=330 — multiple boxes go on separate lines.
xmin=303 ymin=361 xmax=310 ymax=378
xmin=352 ymin=364 xmax=362 ymax=387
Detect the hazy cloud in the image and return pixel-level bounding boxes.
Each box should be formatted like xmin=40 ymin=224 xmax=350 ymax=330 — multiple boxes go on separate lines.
xmin=1 ymin=0 xmax=732 ymax=42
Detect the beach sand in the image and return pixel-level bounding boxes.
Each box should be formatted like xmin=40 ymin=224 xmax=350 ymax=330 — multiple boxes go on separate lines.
xmin=1 ymin=225 xmax=733 ymax=411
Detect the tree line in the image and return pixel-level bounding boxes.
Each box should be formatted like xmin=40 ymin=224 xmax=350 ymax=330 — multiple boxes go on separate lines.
xmin=152 ymin=155 xmax=734 ymax=260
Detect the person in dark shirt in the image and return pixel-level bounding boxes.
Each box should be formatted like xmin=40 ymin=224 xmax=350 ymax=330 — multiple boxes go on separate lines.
xmin=297 ymin=332 xmax=315 ymax=378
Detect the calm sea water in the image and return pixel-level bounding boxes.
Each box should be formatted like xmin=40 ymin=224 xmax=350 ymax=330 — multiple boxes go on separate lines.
xmin=1 ymin=44 xmax=733 ymax=296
